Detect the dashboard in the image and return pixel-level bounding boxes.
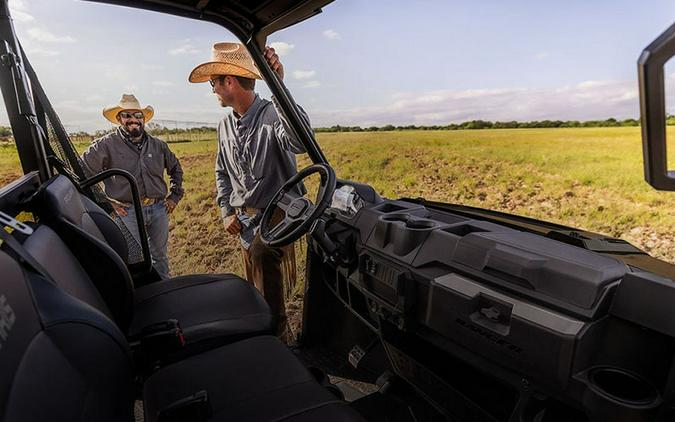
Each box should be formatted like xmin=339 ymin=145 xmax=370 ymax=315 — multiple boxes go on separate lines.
xmin=311 ymin=179 xmax=675 ymax=421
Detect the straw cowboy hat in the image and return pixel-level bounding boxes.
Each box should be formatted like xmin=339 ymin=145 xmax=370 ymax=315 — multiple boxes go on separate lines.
xmin=189 ymin=42 xmax=262 ymax=83
xmin=102 ymin=94 xmax=154 ymax=124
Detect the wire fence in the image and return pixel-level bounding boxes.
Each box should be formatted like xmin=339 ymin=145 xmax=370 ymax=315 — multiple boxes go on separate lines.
xmin=64 ymin=119 xmax=218 ymax=145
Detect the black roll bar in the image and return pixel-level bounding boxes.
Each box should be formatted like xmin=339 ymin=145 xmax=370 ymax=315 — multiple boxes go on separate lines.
xmin=638 ymin=21 xmax=675 ymax=191
xmin=0 ymin=0 xmax=50 ymax=181
xmin=79 ymin=168 xmax=153 ymax=275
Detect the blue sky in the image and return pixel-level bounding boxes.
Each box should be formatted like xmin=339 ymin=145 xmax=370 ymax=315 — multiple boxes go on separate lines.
xmin=4 ymin=0 xmax=675 ymax=132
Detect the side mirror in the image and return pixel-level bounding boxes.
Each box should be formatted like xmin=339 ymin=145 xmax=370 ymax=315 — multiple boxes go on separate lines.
xmin=638 ymin=22 xmax=675 ymax=191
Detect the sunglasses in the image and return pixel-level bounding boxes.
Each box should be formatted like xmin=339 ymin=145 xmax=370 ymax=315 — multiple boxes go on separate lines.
xmin=119 ymin=111 xmax=144 ymax=119
xmin=209 ymin=75 xmax=225 ymax=87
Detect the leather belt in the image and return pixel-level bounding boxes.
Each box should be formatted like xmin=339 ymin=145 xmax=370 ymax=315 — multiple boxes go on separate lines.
xmin=236 ymin=206 xmax=262 ymax=217
xmin=141 ymin=197 xmax=161 ymax=206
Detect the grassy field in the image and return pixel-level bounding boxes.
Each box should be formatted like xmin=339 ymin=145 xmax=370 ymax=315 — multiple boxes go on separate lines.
xmin=1 ymin=127 xmax=674 ymax=279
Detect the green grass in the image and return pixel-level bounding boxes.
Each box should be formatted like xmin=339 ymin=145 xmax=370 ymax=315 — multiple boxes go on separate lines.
xmin=1 ymin=127 xmax=674 ymax=273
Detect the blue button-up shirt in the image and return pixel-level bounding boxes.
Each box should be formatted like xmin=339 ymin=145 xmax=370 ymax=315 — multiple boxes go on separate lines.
xmin=215 ymin=94 xmax=308 ymax=217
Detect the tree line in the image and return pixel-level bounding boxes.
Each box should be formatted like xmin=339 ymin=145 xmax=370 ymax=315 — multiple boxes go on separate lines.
xmin=1 ymin=115 xmax=675 ymax=141
xmin=314 ymin=117 xmax=651 ymax=133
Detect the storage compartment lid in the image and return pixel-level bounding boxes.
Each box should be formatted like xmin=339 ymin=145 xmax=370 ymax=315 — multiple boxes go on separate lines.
xmin=452 ymin=232 xmax=627 ymax=309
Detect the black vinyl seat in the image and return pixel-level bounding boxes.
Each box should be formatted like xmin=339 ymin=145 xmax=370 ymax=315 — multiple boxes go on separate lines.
xmin=0 ymin=249 xmax=365 ymax=422
xmin=32 ymin=175 xmax=273 ymax=352
xmin=0 ymin=250 xmax=135 ymax=422
xmin=144 ymin=336 xmax=366 ymax=422
xmin=129 ymin=273 xmax=272 ymax=345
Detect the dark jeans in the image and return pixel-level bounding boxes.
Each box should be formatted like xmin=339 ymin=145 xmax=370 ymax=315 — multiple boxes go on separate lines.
xmin=240 ymin=235 xmax=288 ymax=342
xmin=121 ymin=201 xmax=170 ymax=279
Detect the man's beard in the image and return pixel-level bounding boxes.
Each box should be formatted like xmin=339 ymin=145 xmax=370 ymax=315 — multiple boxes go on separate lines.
xmin=124 ymin=122 xmax=144 ymax=138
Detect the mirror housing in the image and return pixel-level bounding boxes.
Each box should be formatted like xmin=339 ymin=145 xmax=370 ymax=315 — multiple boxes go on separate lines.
xmin=638 ymin=22 xmax=675 ymax=191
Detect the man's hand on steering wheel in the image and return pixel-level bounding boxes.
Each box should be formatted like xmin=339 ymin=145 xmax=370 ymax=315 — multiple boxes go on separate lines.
xmin=259 ymin=164 xmax=336 ymax=247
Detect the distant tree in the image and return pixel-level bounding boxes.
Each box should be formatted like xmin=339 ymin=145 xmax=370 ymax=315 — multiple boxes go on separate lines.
xmin=0 ymin=126 xmax=13 ymax=137
xmin=493 ymin=121 xmax=518 ymax=129
xmin=460 ymin=120 xmax=492 ymax=129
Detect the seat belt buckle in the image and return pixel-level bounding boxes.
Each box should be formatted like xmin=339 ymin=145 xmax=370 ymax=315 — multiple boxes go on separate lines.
xmin=133 ymin=319 xmax=186 ymax=373
xmin=0 ymin=211 xmax=33 ymax=235
xmin=157 ymin=390 xmax=212 ymax=422
xmin=140 ymin=319 xmax=186 ymax=352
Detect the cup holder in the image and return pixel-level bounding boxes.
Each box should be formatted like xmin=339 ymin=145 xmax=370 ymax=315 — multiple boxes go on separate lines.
xmin=380 ymin=213 xmax=409 ymax=223
xmin=404 ymin=219 xmax=436 ymax=230
xmin=588 ymin=367 xmax=659 ymax=405
xmin=380 ymin=214 xmax=437 ymax=230
xmin=583 ymin=367 xmax=661 ymax=422
xmin=375 ymin=213 xmax=438 ymax=256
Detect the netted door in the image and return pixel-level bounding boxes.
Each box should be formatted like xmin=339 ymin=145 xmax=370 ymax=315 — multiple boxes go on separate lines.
xmin=22 ymin=46 xmax=147 ymax=268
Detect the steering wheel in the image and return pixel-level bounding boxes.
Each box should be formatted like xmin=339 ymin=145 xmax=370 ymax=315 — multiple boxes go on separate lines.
xmin=260 ymin=163 xmax=337 ymax=247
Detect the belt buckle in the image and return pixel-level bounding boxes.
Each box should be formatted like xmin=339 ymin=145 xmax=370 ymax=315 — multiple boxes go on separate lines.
xmin=142 ymin=197 xmax=154 ymax=206
xmin=244 ymin=207 xmax=259 ymax=216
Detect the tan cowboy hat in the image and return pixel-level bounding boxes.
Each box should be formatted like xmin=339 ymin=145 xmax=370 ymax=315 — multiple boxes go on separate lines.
xmin=102 ymin=94 xmax=154 ymax=124
xmin=189 ymin=42 xmax=262 ymax=83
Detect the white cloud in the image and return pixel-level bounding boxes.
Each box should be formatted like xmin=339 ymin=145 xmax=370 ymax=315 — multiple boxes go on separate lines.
xmin=152 ymin=81 xmax=174 ymax=87
xmin=9 ymin=0 xmax=28 ymax=11
xmin=535 ymin=52 xmax=549 ymax=60
xmin=293 ymin=70 xmax=316 ymax=80
xmin=101 ymin=63 xmax=130 ymax=81
xmin=323 ymin=29 xmax=340 ymax=40
xmin=10 ymin=9 xmax=34 ymax=23
xmin=24 ymin=47 xmax=59 ymax=57
xmin=269 ymin=42 xmax=294 ymax=56
xmin=141 ymin=64 xmax=164 ymax=71
xmin=9 ymin=0 xmax=32 ymax=21
xmin=303 ymin=80 xmax=320 ymax=89
xmin=122 ymin=84 xmax=139 ymax=93
xmin=169 ymin=44 xmax=200 ymax=55
xmin=309 ymin=79 xmax=645 ymax=127
xmin=27 ymin=28 xmax=76 ymax=43
xmin=85 ymin=94 xmax=105 ymax=103
xmin=576 ymin=80 xmax=612 ymax=89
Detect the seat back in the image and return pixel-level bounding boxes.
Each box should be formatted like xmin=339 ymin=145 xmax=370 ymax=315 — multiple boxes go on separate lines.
xmin=35 ymin=175 xmax=135 ymax=330
xmin=21 ymin=224 xmax=127 ymax=326
xmin=0 ymin=250 xmax=134 ymax=422
xmin=40 ymin=175 xmax=129 ymax=260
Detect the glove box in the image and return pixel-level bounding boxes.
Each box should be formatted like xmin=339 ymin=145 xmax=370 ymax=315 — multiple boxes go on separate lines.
xmin=425 ymin=273 xmax=586 ymax=389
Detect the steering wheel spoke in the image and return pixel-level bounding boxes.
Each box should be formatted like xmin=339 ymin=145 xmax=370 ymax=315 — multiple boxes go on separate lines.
xmin=269 ymin=216 xmax=297 ymax=237
xmin=259 ymin=164 xmax=337 ymax=247
xmin=276 ymin=191 xmax=300 ymax=212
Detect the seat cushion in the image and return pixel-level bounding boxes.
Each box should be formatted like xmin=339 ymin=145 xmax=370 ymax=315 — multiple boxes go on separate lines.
xmin=131 ymin=274 xmax=273 ymax=348
xmin=143 ymin=336 xmax=364 ymax=422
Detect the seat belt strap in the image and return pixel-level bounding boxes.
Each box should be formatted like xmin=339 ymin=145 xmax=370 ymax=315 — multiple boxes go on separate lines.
xmin=0 ymin=212 xmax=53 ymax=282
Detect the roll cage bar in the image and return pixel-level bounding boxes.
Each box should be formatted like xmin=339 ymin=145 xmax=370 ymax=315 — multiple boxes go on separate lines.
xmin=0 ymin=2 xmax=50 ymax=181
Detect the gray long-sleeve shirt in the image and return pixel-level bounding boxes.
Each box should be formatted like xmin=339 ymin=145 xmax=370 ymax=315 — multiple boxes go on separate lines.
xmin=81 ymin=128 xmax=184 ymax=204
xmin=215 ymin=94 xmax=308 ymax=218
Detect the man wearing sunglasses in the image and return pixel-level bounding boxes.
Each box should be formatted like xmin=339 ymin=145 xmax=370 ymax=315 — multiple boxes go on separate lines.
xmin=189 ymin=43 xmax=308 ymax=343
xmin=80 ymin=94 xmax=184 ymax=279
